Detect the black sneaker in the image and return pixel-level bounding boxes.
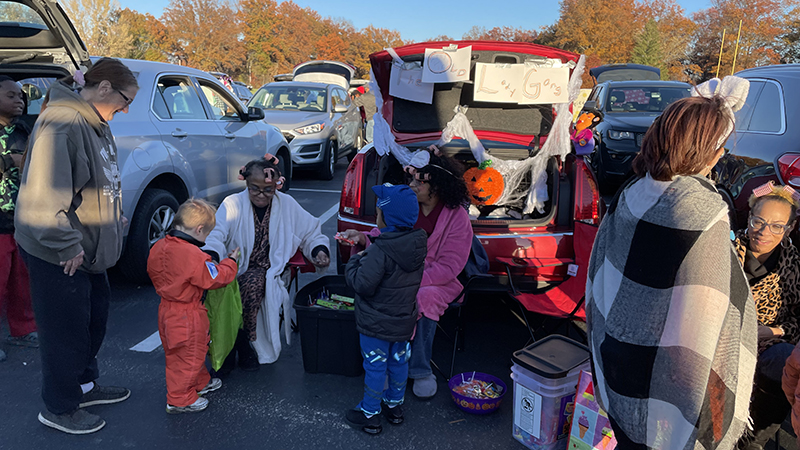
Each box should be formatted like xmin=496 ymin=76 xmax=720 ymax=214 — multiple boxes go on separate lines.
xmin=79 ymin=384 xmax=131 ymax=408
xmin=38 ymin=409 xmax=105 ymax=434
xmin=345 ymin=409 xmax=382 ymax=435
xmin=381 ymin=402 xmax=404 ymax=425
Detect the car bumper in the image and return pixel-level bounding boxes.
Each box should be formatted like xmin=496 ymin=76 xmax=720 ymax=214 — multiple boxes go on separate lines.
xmin=282 ymin=131 xmax=326 ymax=166
xmin=598 ymin=139 xmax=639 ymax=181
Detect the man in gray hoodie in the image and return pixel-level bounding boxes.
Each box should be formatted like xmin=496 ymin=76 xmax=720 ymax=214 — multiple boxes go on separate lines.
xmin=14 ymin=58 xmax=138 ymax=435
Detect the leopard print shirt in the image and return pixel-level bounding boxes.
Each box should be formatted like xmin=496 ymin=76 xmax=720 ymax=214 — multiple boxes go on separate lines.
xmin=734 ymin=232 xmax=800 ymax=354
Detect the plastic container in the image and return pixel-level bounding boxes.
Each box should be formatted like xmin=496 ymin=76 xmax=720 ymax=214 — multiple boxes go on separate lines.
xmin=510 ymin=335 xmax=590 ymax=450
xmin=293 ymin=275 xmax=363 ymax=377
xmin=448 ymin=372 xmax=507 ymax=415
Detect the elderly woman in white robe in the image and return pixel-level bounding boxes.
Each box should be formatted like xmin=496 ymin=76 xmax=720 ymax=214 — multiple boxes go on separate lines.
xmin=204 ymin=155 xmax=329 ymax=371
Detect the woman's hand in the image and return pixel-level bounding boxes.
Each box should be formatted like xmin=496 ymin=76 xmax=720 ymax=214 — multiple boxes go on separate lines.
xmin=60 ymin=250 xmax=85 ymax=276
xmin=758 ymin=325 xmax=784 ymax=340
xmin=339 ymin=229 xmax=365 ymax=247
xmin=313 ymin=251 xmax=330 ymax=268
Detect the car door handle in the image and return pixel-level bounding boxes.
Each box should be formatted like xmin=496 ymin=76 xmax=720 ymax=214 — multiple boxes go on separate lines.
xmin=224 ymin=133 xmax=235 ymax=140
xmin=171 ymin=130 xmax=188 ymax=138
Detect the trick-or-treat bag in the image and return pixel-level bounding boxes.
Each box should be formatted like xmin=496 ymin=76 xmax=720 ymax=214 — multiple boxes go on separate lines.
xmin=205 ymin=280 xmax=243 ymax=371
xmin=568 ymin=371 xmax=617 ymax=450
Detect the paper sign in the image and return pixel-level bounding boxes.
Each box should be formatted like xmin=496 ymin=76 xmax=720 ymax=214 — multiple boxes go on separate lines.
xmin=422 ymin=45 xmax=471 ymax=83
xmin=474 ymin=63 xmax=524 ymax=103
xmin=474 ymin=63 xmax=569 ymax=104
xmin=390 ymin=63 xmax=434 ymax=104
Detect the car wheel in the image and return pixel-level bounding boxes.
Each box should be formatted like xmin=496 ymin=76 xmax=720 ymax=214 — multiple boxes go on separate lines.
xmin=317 ymin=140 xmax=336 ymax=181
xmin=276 ymin=149 xmax=291 ymax=192
xmin=117 ymin=188 xmax=179 ymax=283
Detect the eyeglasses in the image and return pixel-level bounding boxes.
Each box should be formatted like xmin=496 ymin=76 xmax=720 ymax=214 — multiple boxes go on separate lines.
xmin=749 ymin=215 xmax=791 ymax=235
xmin=116 ymin=90 xmax=132 ymax=106
xmin=247 ymin=185 xmax=275 ymax=197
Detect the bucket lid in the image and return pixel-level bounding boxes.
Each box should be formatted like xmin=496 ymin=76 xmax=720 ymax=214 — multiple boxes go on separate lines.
xmin=511 ymin=335 xmax=590 ymax=379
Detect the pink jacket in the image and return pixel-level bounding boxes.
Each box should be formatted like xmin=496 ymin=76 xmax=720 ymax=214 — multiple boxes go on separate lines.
xmin=358 ymin=205 xmax=472 ymax=320
xmin=782 ymin=342 xmax=800 ymax=446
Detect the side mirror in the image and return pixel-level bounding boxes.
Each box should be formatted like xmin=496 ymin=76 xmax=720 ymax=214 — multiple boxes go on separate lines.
xmin=333 ymin=104 xmax=348 ymax=114
xmin=22 ymin=84 xmax=43 ymax=102
xmin=246 ymin=106 xmax=265 ymax=121
xmin=583 ymin=100 xmax=597 ymax=111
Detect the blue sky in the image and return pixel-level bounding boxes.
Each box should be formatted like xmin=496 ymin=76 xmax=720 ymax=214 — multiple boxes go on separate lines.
xmin=118 ymin=0 xmax=713 ymax=43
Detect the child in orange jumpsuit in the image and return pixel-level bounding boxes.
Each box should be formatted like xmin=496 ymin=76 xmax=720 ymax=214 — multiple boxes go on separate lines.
xmin=147 ymin=199 xmax=240 ymax=414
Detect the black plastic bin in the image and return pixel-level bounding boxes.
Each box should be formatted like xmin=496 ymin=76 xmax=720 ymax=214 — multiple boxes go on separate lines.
xmin=293 ymin=275 xmax=363 ymax=377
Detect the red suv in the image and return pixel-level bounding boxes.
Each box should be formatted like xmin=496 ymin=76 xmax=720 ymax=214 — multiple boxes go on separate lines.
xmin=337 ymin=41 xmax=603 ymax=296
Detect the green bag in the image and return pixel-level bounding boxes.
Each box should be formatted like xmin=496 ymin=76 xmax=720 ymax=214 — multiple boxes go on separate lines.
xmin=205 ymin=280 xmax=243 ymax=371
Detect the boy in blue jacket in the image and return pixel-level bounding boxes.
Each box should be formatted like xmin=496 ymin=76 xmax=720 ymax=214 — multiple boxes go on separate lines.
xmin=344 ymin=184 xmax=427 ymax=434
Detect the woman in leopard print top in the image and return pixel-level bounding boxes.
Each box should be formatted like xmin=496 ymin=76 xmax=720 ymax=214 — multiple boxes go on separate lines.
xmin=733 ymin=181 xmax=800 ymax=449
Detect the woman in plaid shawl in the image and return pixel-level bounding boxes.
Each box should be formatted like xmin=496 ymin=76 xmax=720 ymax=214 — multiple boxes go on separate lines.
xmin=586 ymin=77 xmax=758 ymax=450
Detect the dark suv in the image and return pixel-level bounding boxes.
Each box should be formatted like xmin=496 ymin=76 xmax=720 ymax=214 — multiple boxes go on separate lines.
xmin=337 ymin=41 xmax=604 ymax=296
xmin=713 ymin=64 xmax=799 ymax=232
xmin=585 ymin=80 xmax=691 ymax=192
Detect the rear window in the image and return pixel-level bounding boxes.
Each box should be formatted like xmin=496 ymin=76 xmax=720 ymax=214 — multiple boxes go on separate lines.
xmin=747 ymin=81 xmax=783 ymax=133
xmin=605 ymin=86 xmax=690 ymax=113
xmin=250 ymin=85 xmax=327 ymax=112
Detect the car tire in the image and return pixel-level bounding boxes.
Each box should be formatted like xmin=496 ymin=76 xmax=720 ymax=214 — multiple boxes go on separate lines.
xmin=118 ymin=188 xmax=180 ymax=283
xmin=276 ymin=149 xmax=291 ymax=192
xmin=317 ymin=140 xmax=336 ymax=181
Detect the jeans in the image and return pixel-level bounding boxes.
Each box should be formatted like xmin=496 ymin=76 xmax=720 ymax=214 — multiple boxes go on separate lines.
xmin=21 ymin=249 xmax=110 ymax=414
xmin=357 ymin=334 xmax=409 ymax=415
xmin=751 ymin=342 xmax=794 ymax=432
xmin=408 ymin=317 xmax=436 ymax=379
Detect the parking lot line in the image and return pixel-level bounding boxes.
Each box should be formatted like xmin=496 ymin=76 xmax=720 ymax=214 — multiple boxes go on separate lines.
xmin=318 ymin=202 xmax=339 ymax=225
xmin=290 ymin=188 xmax=341 ymax=194
xmin=130 ymin=331 xmax=161 ymax=352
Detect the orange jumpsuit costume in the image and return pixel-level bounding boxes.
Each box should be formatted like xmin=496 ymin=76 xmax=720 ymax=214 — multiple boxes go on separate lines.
xmin=147 ymin=233 xmax=237 ymax=407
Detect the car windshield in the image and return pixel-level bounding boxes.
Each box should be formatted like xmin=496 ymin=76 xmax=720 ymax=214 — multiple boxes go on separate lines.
xmin=250 ymin=86 xmax=327 ymax=112
xmin=605 ymin=86 xmax=690 ymax=113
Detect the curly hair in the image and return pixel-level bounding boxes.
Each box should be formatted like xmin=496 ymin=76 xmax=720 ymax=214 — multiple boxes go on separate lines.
xmin=415 ymin=153 xmax=469 ymax=209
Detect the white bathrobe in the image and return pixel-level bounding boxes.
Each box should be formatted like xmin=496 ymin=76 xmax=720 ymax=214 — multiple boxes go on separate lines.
xmin=203 ymin=189 xmax=329 ymax=364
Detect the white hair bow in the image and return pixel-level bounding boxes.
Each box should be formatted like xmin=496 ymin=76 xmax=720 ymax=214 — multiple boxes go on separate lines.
xmin=691 ymin=76 xmax=750 ymax=149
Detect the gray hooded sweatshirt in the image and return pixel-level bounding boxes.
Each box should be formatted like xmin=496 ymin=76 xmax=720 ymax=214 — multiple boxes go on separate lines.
xmin=15 ymin=81 xmax=123 ymax=273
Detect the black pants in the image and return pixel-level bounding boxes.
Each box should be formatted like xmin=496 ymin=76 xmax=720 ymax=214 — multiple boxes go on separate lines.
xmin=21 ymin=249 xmax=110 ymax=415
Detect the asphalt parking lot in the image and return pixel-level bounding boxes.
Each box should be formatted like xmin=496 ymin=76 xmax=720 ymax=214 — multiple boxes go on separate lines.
xmin=1 ymin=159 xmax=797 ymax=450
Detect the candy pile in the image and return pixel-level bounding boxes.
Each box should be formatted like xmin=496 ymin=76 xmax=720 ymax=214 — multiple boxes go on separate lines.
xmin=308 ymin=289 xmax=355 ymax=311
xmin=453 ymin=376 xmax=503 ymax=399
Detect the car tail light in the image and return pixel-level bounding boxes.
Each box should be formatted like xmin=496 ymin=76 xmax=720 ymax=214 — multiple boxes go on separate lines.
xmin=340 ymin=153 xmax=364 ymax=217
xmin=776 ymin=153 xmax=800 ymax=187
xmin=574 ymin=158 xmax=601 ymax=224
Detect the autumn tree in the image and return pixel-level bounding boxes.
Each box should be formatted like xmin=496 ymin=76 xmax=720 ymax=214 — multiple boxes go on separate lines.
xmin=63 ymin=0 xmax=132 ymax=56
xmin=117 ymin=9 xmax=172 ymax=62
xmin=631 ymin=19 xmax=664 ymax=75
xmin=462 ymin=26 xmax=538 ymax=42
xmin=162 ymin=0 xmax=245 ymax=76
xmin=238 ymin=0 xmax=278 ymax=85
xmin=690 ymin=0 xmax=798 ymax=80
xmin=638 ymin=0 xmax=698 ymax=81
xmin=553 ymin=0 xmax=641 ymax=64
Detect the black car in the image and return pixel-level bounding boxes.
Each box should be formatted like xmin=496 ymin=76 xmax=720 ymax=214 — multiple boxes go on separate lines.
xmin=585 ymin=80 xmax=692 ymax=192
xmin=713 ymin=64 xmax=799 ymax=232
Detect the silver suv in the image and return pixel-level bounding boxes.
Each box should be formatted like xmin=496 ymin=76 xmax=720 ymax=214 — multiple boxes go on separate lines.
xmin=248 ymin=61 xmax=363 ymax=180
xmin=0 ymin=0 xmax=290 ymax=282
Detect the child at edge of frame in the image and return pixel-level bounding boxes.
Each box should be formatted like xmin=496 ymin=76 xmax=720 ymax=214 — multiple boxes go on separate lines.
xmin=343 ymin=183 xmax=428 ymax=435
xmin=147 ymin=198 xmax=240 ymax=414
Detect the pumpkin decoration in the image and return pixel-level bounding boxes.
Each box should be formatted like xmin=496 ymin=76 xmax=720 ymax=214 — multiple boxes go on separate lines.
xmin=464 ymin=161 xmax=504 ymax=206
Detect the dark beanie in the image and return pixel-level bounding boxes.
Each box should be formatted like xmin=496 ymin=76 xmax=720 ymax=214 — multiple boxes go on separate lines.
xmin=372 ymin=183 xmax=418 ymax=229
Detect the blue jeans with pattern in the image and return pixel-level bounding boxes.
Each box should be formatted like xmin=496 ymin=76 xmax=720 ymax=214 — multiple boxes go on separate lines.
xmin=357 ymin=334 xmax=410 ymax=415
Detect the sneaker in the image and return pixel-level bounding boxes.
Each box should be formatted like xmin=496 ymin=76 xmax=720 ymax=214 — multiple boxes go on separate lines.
xmin=38 ymin=409 xmax=105 ymax=434
xmin=345 ymin=409 xmax=382 ymax=435
xmin=7 ymin=331 xmax=38 ymax=348
xmin=381 ymin=402 xmax=404 ymax=425
xmin=166 ymin=397 xmax=209 ymax=414
xmin=79 ymin=384 xmax=131 ymax=408
xmin=198 ymin=378 xmax=222 ymax=395
xmin=412 ymin=374 xmax=437 ymax=400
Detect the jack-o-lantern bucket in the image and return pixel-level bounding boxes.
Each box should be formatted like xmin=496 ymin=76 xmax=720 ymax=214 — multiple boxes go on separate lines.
xmin=464 ymin=163 xmax=504 ymax=206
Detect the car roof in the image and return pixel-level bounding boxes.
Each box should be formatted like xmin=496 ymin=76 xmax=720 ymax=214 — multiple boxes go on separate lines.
xmin=92 ymin=57 xmax=219 ymax=79
xmin=259 ymin=81 xmax=334 ymax=89
xmin=736 ymin=64 xmax=800 ymax=81
xmin=601 ymin=80 xmax=692 ymax=88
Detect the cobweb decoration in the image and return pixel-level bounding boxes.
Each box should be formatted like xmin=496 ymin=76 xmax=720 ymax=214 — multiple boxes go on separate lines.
xmin=369 ymin=53 xmax=586 ymax=214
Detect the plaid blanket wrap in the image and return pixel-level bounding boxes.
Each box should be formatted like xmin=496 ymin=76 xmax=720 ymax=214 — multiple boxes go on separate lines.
xmin=586 ymin=174 xmax=758 ymax=450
